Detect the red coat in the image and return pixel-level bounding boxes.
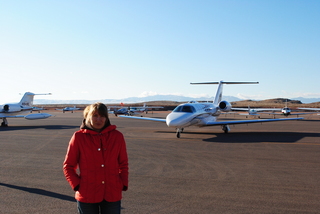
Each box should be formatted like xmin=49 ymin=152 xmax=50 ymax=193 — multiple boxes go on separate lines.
xmin=63 ymin=125 xmax=129 ymax=203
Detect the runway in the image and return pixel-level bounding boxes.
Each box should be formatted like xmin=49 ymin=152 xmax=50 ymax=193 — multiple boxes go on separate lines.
xmin=0 ymin=111 xmax=319 ymax=213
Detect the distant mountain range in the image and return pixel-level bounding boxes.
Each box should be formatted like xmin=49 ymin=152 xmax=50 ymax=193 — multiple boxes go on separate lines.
xmin=34 ymin=95 xmax=320 ymax=104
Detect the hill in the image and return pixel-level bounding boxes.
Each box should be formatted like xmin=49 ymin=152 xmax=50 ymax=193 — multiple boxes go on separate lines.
xmin=34 ymin=98 xmax=320 ymax=111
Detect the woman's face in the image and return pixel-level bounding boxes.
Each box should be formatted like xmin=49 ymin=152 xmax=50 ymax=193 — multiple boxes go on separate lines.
xmin=90 ymin=111 xmax=107 ymax=131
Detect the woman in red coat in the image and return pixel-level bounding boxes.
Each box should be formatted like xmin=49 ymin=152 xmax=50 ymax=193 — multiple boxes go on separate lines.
xmin=63 ymin=102 xmax=129 ymax=214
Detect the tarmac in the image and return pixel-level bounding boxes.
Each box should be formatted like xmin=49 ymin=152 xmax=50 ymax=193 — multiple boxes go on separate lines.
xmin=0 ymin=110 xmax=319 ymax=214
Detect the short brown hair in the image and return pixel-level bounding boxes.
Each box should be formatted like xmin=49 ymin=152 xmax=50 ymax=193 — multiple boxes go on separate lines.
xmin=83 ymin=102 xmax=110 ymax=127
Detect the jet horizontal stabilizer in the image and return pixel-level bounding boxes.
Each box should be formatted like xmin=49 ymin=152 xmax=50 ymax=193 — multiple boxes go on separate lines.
xmin=190 ymin=81 xmax=259 ymax=85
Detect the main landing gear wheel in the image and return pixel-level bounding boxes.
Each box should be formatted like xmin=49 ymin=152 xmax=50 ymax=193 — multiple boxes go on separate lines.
xmin=1 ymin=118 xmax=8 ymax=127
xmin=222 ymin=125 xmax=230 ymax=133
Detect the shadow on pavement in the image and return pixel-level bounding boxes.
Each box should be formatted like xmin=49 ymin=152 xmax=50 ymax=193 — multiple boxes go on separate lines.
xmin=0 ymin=182 xmax=75 ymax=202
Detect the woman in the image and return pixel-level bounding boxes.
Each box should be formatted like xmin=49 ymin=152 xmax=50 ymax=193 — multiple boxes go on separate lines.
xmin=63 ymin=102 xmax=129 ymax=214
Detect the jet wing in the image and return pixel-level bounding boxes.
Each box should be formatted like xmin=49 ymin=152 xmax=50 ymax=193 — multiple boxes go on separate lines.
xmin=0 ymin=113 xmax=52 ymax=119
xmin=143 ymin=106 xmax=164 ymax=109
xmin=118 ymin=115 xmax=166 ymax=122
xmin=259 ymin=112 xmax=314 ymax=116
xmin=232 ymin=108 xmax=281 ymax=112
xmin=286 ymin=113 xmax=314 ymax=116
xmin=297 ymin=108 xmax=320 ymax=115
xmin=239 ymin=113 xmax=260 ymax=116
xmin=231 ymin=108 xmax=250 ymax=111
xmin=0 ymin=115 xmax=25 ymax=118
xmin=298 ymin=108 xmax=320 ymax=111
xmin=205 ymin=117 xmax=303 ymax=126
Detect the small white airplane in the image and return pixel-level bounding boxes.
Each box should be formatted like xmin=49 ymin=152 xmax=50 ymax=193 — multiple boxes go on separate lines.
xmin=56 ymin=105 xmax=80 ymax=113
xmin=231 ymin=106 xmax=279 ymax=118
xmin=126 ymin=103 xmax=164 ymax=116
xmin=259 ymin=102 xmax=314 ymax=118
xmin=0 ymin=92 xmax=52 ymax=127
xmin=298 ymin=107 xmax=320 ymax=115
xmin=31 ymin=106 xmax=45 ymax=113
xmin=113 ymin=103 xmax=163 ymax=116
xmin=119 ymin=81 xmax=304 ymax=138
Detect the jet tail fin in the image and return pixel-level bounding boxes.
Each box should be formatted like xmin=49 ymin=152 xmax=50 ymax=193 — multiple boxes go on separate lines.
xmin=190 ymin=81 xmax=259 ymax=105
xmin=18 ymin=92 xmax=52 ymax=107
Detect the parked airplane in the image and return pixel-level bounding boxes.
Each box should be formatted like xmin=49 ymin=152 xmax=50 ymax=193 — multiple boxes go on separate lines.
xmin=113 ymin=103 xmax=163 ymax=116
xmin=231 ymin=106 xmax=279 ymax=118
xmin=259 ymin=101 xmax=314 ymax=118
xmin=0 ymin=92 xmax=52 ymax=127
xmin=119 ymin=81 xmax=303 ymax=138
xmin=56 ymin=106 xmax=80 ymax=113
xmin=31 ymin=106 xmax=45 ymax=113
xmin=109 ymin=103 xmax=132 ymax=116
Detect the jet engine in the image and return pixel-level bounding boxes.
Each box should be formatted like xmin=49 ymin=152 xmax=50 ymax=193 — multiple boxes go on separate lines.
xmin=218 ymin=101 xmax=232 ymax=112
xmin=1 ymin=104 xmax=22 ymax=113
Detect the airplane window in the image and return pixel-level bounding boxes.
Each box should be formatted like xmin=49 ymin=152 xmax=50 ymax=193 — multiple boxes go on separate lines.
xmin=173 ymin=105 xmax=195 ymax=113
xmin=173 ymin=106 xmax=182 ymax=112
xmin=182 ymin=106 xmax=193 ymax=112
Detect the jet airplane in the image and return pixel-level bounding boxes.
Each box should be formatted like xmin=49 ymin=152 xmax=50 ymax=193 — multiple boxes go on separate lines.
xmin=119 ymin=81 xmax=303 ymax=138
xmin=113 ymin=103 xmax=163 ymax=116
xmin=259 ymin=102 xmax=314 ymax=118
xmin=231 ymin=106 xmax=279 ymax=118
xmin=31 ymin=106 xmax=45 ymax=113
xmin=56 ymin=106 xmax=80 ymax=113
xmin=0 ymin=92 xmax=52 ymax=127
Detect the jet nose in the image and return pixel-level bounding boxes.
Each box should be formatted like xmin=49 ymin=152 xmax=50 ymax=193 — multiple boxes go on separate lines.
xmin=166 ymin=112 xmax=184 ymax=128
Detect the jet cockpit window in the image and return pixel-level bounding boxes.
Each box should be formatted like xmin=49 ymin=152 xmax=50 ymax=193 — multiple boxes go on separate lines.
xmin=173 ymin=105 xmax=195 ymax=113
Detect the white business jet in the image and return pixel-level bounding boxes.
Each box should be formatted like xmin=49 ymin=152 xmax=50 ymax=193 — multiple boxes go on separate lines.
xmin=56 ymin=105 xmax=80 ymax=113
xmin=266 ymin=100 xmax=294 ymax=117
xmin=113 ymin=103 xmax=163 ymax=116
xmin=31 ymin=106 xmax=45 ymax=113
xmin=0 ymin=92 xmax=52 ymax=127
xmin=126 ymin=103 xmax=164 ymax=116
xmin=259 ymin=101 xmax=315 ymax=118
xmin=231 ymin=106 xmax=280 ymax=118
xmin=119 ymin=81 xmax=304 ymax=138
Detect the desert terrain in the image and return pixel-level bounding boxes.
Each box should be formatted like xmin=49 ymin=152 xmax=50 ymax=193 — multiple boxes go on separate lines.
xmin=34 ymin=98 xmax=320 ymax=111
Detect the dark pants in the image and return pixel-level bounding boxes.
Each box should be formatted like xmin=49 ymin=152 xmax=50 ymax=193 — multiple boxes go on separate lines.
xmin=77 ymin=200 xmax=121 ymax=214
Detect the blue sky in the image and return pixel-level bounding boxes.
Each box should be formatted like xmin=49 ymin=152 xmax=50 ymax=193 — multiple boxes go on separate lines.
xmin=1 ymin=0 xmax=319 ymax=103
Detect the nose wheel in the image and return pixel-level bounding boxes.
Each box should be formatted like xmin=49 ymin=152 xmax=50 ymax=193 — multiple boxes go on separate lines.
xmin=176 ymin=128 xmax=184 ymax=138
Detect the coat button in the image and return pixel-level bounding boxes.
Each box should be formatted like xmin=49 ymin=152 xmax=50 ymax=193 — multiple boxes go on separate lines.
xmin=98 ymin=148 xmax=101 ymax=151
xmin=101 ymin=164 xmax=104 ymax=167
xmin=102 ymin=181 xmax=105 ymax=184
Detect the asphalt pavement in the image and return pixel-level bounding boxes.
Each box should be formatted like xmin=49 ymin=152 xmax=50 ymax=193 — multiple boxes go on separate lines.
xmin=0 ymin=111 xmax=319 ymax=214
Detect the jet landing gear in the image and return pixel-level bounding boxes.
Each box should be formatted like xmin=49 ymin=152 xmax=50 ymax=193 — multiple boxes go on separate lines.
xmin=176 ymin=128 xmax=184 ymax=138
xmin=222 ymin=125 xmax=230 ymax=133
xmin=1 ymin=118 xmax=8 ymax=127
